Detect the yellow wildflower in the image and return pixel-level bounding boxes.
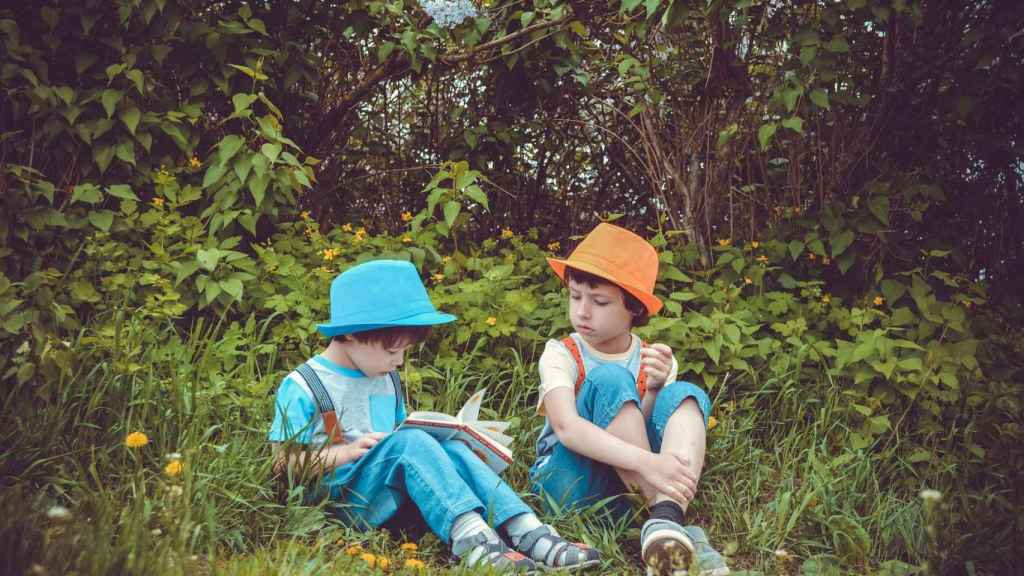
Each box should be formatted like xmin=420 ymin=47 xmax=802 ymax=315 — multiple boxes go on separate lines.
xmin=707 ymin=416 xmax=718 ymax=431
xmin=152 ymin=197 xmax=165 ymax=207
xmin=345 ymin=545 xmax=363 ymax=556
xmin=822 ymin=294 xmax=831 ymax=304
xmin=501 ymin=228 xmax=514 ymax=239
xmin=402 ymin=235 xmax=413 ymax=244
xmin=744 ymin=277 xmax=752 ymax=285
xmin=400 ymin=542 xmax=418 ymax=552
xmin=124 ymin=431 xmax=149 ymax=448
xmin=485 ymin=316 xmax=497 ymax=326
xmin=404 ymin=558 xmax=426 ymax=571
xmin=361 ymin=553 xmax=377 ymax=567
xmin=322 ymin=248 xmax=338 ymax=261
xmin=164 ymin=460 xmax=183 ymax=477
xmin=756 ymin=255 xmax=769 ymax=264
xmin=432 ymin=273 xmax=445 ymax=283
xmin=547 ymin=241 xmax=561 ymax=252
xmin=188 ymin=156 xmax=201 ymax=169
xmin=377 ymin=557 xmax=390 ymax=569
xmin=717 ymin=238 xmax=731 ymax=247
xmin=356 ymin=227 xmax=367 ymax=236
xmin=401 ymin=211 xmax=413 ymax=222
xmin=873 ymin=296 xmax=884 ymax=306
xmin=342 ymin=223 xmax=353 ymax=232
xmin=299 ymin=211 xmax=311 ymax=221
xmin=442 ymin=256 xmax=452 ymax=263
xmin=750 ymin=241 xmax=760 ymax=248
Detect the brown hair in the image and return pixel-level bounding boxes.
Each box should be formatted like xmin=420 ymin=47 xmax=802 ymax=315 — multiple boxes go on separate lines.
xmin=564 ymin=266 xmax=650 ymax=327
xmin=331 ymin=325 xmax=432 ymax=348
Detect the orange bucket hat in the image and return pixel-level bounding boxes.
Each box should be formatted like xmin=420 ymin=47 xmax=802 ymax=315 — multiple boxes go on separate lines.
xmin=547 ymin=223 xmax=663 ymax=315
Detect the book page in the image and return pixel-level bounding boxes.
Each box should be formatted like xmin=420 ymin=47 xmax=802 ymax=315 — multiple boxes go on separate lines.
xmin=405 ymin=411 xmax=458 ymax=423
xmin=455 ymin=388 xmax=486 ymax=423
xmin=470 ymin=422 xmax=513 ymax=446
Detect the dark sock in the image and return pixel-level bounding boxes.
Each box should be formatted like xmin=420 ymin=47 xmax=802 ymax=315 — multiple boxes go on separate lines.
xmin=649 ymin=501 xmax=686 ymax=526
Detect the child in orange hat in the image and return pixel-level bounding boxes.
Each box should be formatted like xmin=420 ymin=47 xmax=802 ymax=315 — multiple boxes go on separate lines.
xmin=530 ymin=224 xmax=729 ymax=576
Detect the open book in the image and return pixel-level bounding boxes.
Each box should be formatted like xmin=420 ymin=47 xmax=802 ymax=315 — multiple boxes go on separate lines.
xmin=398 ymin=389 xmax=514 ymax=474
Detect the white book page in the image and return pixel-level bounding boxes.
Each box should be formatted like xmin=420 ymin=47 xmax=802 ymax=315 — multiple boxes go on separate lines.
xmin=455 ymin=388 xmax=486 ymax=423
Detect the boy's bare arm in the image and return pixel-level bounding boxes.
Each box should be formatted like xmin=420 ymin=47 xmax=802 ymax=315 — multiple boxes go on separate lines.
xmin=543 ymin=388 xmax=697 ymax=505
xmin=273 ymin=432 xmax=385 ymax=477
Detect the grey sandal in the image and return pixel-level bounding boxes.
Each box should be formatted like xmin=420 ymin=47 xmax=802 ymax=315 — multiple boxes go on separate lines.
xmin=453 ymin=531 xmax=539 ymax=574
xmin=516 ymin=525 xmax=602 ymax=571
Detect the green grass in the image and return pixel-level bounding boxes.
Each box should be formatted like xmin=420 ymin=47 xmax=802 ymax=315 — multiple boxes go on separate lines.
xmin=0 ymin=314 xmax=1017 ymax=575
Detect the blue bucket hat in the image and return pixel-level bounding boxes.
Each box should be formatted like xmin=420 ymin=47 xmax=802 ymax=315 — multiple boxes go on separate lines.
xmin=316 ymin=260 xmax=456 ymax=337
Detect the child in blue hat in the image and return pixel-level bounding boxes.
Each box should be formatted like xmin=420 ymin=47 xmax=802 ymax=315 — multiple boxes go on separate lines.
xmin=269 ymin=259 xmax=600 ymax=573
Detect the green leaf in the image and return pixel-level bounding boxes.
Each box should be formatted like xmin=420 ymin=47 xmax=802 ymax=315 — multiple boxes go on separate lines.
xmin=443 ymin=201 xmax=461 ymax=229
xmin=463 ymin=185 xmax=489 ymax=210
xmin=220 ymin=278 xmax=243 ymax=300
xmin=890 ymin=307 xmax=915 ymax=325
xmin=88 ymin=209 xmax=114 ymax=231
xmin=782 ymin=116 xmax=804 ymax=134
xmin=119 ymin=107 xmax=140 ymax=135
xmin=868 ymin=195 xmax=890 ymax=225
xmin=261 ymin=142 xmax=281 ymax=163
xmin=232 ymin=93 xmax=259 ymax=116
xmin=757 ymin=122 xmax=777 ymax=150
xmin=837 ymin=252 xmax=856 ymax=274
xmin=219 ymin=134 xmax=245 ymax=163
xmin=71 ymin=184 xmax=103 ymax=205
xmin=125 ymin=69 xmax=144 ymax=94
xmin=197 ymin=249 xmax=221 ymax=272
xmin=54 ymin=86 xmax=74 ymax=106
xmin=93 ymin=144 xmax=115 ymax=173
xmin=106 ymin=184 xmax=138 ymax=201
xmin=70 ymin=280 xmax=102 ymax=303
xmin=233 ymin=154 xmax=253 ymax=185
xmin=115 ymin=139 xmax=135 ymax=166
xmin=880 ymin=279 xmax=906 ymax=304
xmin=101 ymin=89 xmax=123 ymax=118
xmin=788 ymin=240 xmax=805 ymax=260
xmin=781 ymin=86 xmax=800 ymax=112
xmin=800 ymin=45 xmax=818 ymax=65
xmin=203 ymin=162 xmax=228 ymax=188
xmin=830 ymin=229 xmax=855 ymax=257
xmin=249 ymin=172 xmax=270 ymax=205
xmin=105 ymin=63 xmax=126 ymax=81
xmin=810 ymin=89 xmax=830 ymax=109
xmin=824 ymin=36 xmax=850 ymax=53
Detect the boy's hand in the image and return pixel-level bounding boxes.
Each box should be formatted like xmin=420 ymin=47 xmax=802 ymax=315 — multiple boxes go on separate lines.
xmin=640 ymin=450 xmax=699 ymax=506
xmin=345 ymin=432 xmax=386 ymax=462
xmin=640 ymin=343 xmax=674 ymax=389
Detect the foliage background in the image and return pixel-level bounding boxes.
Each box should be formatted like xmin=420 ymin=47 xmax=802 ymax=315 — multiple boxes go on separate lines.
xmin=1 ymin=0 xmax=1021 ymax=574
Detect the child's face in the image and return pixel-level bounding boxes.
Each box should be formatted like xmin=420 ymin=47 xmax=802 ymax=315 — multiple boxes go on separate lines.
xmin=345 ymin=338 xmax=413 ymax=377
xmin=568 ymin=278 xmax=634 ymax=353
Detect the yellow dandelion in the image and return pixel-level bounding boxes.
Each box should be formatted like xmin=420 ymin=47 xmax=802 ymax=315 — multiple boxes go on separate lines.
xmin=377 ymin=557 xmax=390 ymax=569
xmin=356 ymin=227 xmax=367 ymax=236
xmin=124 ymin=431 xmax=149 ymax=448
xmin=400 ymin=542 xmax=418 ymax=552
xmin=750 ymin=241 xmax=760 ymax=248
xmin=442 ymin=256 xmax=451 ymax=263
xmin=707 ymin=416 xmax=718 ymax=431
xmin=164 ymin=460 xmax=183 ymax=477
xmin=717 ymin=238 xmax=731 ymax=247
xmin=345 ymin=545 xmax=363 ymax=556
xmin=432 ymin=273 xmax=445 ymax=283
xmin=404 ymin=558 xmax=426 ymax=571
xmin=402 ymin=235 xmax=413 ymax=244
xmin=744 ymin=277 xmax=752 ymax=285
xmin=361 ymin=552 xmax=377 ymax=567
xmin=485 ymin=316 xmax=497 ymax=326
xmin=547 ymin=241 xmax=561 ymax=252
xmin=299 ymin=211 xmax=311 ymax=221
xmin=822 ymin=294 xmax=831 ymax=304
xmin=501 ymin=228 xmax=514 ymax=239
xmin=188 ymin=156 xmax=201 ymax=169
xmin=322 ymin=248 xmax=338 ymax=261
xmin=401 ymin=211 xmax=413 ymax=222
xmin=873 ymin=296 xmax=884 ymax=306
xmin=342 ymin=223 xmax=353 ymax=232
xmin=152 ymin=197 xmax=165 ymax=207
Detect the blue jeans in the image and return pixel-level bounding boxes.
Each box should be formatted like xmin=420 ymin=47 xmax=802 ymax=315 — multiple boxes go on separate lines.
xmin=314 ymin=428 xmax=531 ymax=542
xmin=530 ymin=364 xmax=711 ymax=517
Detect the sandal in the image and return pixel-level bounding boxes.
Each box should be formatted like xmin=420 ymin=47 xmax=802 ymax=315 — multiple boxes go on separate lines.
xmin=641 ymin=518 xmax=694 ymax=576
xmin=453 ymin=531 xmax=539 ymax=574
xmin=515 ymin=524 xmax=602 ymax=571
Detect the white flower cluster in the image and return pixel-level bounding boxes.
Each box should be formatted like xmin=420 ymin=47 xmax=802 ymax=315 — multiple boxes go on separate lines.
xmin=421 ymin=0 xmax=478 ymax=29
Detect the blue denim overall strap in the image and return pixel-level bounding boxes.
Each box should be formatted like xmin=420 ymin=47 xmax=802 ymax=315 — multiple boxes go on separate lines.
xmin=294 ymin=362 xmax=345 ymax=444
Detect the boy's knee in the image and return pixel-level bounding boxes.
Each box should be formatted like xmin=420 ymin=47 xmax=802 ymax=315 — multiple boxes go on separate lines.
xmin=388 ymin=428 xmax=443 ymax=453
xmin=586 ymin=364 xmax=636 ymax=395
